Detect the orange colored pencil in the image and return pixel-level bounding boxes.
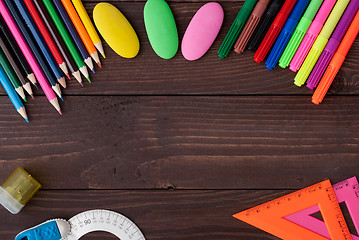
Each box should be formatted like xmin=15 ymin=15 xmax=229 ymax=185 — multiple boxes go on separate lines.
xmin=60 ymin=0 xmax=101 ymax=67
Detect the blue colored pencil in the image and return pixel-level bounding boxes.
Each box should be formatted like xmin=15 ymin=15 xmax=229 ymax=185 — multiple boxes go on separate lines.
xmin=0 ymin=63 xmax=28 ymax=122
xmin=13 ymin=0 xmax=66 ymax=89
xmin=51 ymin=0 xmax=94 ymax=73
xmin=2 ymin=0 xmax=63 ymax=100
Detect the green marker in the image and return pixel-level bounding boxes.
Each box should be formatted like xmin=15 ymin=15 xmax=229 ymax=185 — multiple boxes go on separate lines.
xmin=218 ymin=0 xmax=258 ymax=59
xmin=0 ymin=48 xmax=26 ymax=102
xmin=42 ymin=0 xmax=90 ymax=83
xmin=279 ymin=0 xmax=323 ymax=68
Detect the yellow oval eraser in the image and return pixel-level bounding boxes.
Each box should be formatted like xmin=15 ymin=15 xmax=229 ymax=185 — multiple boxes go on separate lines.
xmin=93 ymin=2 xmax=139 ymax=58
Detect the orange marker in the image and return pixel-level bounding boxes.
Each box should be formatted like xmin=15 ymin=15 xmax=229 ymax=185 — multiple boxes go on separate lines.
xmin=312 ymin=11 xmax=359 ymax=105
xmin=60 ymin=0 xmax=101 ymax=68
xmin=233 ymin=180 xmax=352 ymax=240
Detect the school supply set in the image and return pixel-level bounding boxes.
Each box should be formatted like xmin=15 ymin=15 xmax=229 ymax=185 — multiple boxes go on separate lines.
xmin=233 ymin=177 xmax=359 ymax=239
xmin=0 ymin=0 xmax=105 ymax=122
xmin=221 ymin=0 xmax=358 ymax=105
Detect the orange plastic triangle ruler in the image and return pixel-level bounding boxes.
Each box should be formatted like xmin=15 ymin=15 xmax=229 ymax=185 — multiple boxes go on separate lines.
xmin=233 ymin=180 xmax=352 ymax=240
xmin=285 ymin=177 xmax=359 ymax=239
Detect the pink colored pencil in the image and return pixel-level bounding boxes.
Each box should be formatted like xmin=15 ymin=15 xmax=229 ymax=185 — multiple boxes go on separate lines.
xmin=289 ymin=0 xmax=337 ymax=72
xmin=0 ymin=0 xmax=61 ymax=114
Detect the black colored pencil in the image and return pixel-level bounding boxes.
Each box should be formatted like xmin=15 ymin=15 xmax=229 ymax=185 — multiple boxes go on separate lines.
xmin=32 ymin=0 xmax=82 ymax=85
xmin=0 ymin=15 xmax=37 ymax=86
xmin=3 ymin=0 xmax=63 ymax=99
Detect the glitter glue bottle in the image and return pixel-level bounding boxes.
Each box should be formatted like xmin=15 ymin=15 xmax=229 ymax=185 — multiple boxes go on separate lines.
xmin=0 ymin=167 xmax=41 ymax=214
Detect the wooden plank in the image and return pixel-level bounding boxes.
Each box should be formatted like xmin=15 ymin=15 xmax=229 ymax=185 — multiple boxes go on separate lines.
xmin=0 ymin=2 xmax=357 ymax=96
xmin=0 ymin=190 xmax=286 ymax=240
xmin=1 ymin=96 xmax=359 ymax=189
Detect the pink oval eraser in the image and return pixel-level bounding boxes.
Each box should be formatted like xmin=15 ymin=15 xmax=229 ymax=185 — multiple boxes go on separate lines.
xmin=181 ymin=2 xmax=223 ymax=61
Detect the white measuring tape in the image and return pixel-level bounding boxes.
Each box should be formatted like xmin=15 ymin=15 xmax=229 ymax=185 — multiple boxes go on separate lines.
xmin=15 ymin=209 xmax=146 ymax=240
xmin=64 ymin=209 xmax=146 ymax=240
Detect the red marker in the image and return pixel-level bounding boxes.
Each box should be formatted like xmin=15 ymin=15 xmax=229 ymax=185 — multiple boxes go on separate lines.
xmin=254 ymin=0 xmax=297 ymax=63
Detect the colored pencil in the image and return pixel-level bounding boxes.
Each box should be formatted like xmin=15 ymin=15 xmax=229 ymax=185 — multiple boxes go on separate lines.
xmin=42 ymin=0 xmax=90 ymax=82
xmin=23 ymin=0 xmax=70 ymax=80
xmin=32 ymin=0 xmax=83 ymax=85
xmin=312 ymin=10 xmax=359 ymax=105
xmin=0 ymin=63 xmax=28 ymax=122
xmin=61 ymin=0 xmax=101 ymax=67
xmin=0 ymin=0 xmax=61 ymax=114
xmin=0 ymin=33 xmax=33 ymax=97
xmin=51 ymin=0 xmax=94 ymax=73
xmin=14 ymin=0 xmax=67 ymax=90
xmin=3 ymin=0 xmax=63 ymax=99
xmin=0 ymin=47 xmax=26 ymax=101
xmin=0 ymin=16 xmax=36 ymax=86
xmin=71 ymin=0 xmax=105 ymax=58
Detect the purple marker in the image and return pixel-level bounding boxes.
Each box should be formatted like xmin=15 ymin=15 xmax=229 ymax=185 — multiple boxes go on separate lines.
xmin=307 ymin=0 xmax=359 ymax=89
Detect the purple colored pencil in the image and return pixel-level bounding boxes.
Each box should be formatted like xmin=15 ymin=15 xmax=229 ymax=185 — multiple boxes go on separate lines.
xmin=306 ymin=1 xmax=359 ymax=89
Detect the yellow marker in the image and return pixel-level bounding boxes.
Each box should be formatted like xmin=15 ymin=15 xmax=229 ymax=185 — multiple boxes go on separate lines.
xmin=0 ymin=167 xmax=41 ymax=214
xmin=71 ymin=0 xmax=105 ymax=58
xmin=93 ymin=3 xmax=139 ymax=58
xmin=294 ymin=0 xmax=350 ymax=86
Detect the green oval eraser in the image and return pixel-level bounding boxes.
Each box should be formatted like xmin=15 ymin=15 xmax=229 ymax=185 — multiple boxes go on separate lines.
xmin=144 ymin=0 xmax=178 ymax=59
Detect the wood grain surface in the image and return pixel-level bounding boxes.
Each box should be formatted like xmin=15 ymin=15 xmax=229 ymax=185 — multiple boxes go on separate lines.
xmin=0 ymin=0 xmax=358 ymax=239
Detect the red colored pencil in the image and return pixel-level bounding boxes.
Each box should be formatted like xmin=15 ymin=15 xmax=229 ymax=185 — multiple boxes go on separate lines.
xmin=23 ymin=0 xmax=70 ymax=80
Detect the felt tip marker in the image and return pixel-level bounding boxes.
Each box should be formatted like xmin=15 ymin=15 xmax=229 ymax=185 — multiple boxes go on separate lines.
xmin=247 ymin=0 xmax=284 ymax=52
xmin=253 ymin=0 xmax=298 ymax=63
xmin=234 ymin=0 xmax=271 ymax=54
xmin=289 ymin=0 xmax=337 ymax=72
xmin=306 ymin=0 xmax=359 ymax=89
xmin=218 ymin=0 xmax=258 ymax=59
xmin=265 ymin=0 xmax=310 ymax=70
xmin=294 ymin=0 xmax=350 ymax=87
xmin=312 ymin=11 xmax=359 ymax=105
xmin=278 ymin=0 xmax=323 ymax=68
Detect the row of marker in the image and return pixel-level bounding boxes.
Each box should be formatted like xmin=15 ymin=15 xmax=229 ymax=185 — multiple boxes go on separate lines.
xmin=219 ymin=0 xmax=359 ymax=105
xmin=0 ymin=0 xmax=105 ymax=122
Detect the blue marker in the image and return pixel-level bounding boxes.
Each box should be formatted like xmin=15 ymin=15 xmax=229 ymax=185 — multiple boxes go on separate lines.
xmin=0 ymin=64 xmax=28 ymax=122
xmin=51 ymin=0 xmax=95 ymax=73
xmin=13 ymin=0 xmax=66 ymax=90
xmin=265 ymin=0 xmax=310 ymax=70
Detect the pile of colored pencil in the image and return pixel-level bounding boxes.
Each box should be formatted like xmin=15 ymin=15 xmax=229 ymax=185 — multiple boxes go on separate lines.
xmin=220 ymin=0 xmax=359 ymax=105
xmin=0 ymin=0 xmax=105 ymax=122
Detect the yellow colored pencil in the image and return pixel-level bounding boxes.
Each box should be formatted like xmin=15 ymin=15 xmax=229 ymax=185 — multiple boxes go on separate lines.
xmin=71 ymin=0 xmax=105 ymax=58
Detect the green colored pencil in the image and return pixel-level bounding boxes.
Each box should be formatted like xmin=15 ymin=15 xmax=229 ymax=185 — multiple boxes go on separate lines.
xmin=42 ymin=0 xmax=90 ymax=82
xmin=0 ymin=47 xmax=26 ymax=101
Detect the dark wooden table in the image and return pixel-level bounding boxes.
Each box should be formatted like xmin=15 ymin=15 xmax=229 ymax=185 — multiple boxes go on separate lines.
xmin=1 ymin=0 xmax=359 ymax=239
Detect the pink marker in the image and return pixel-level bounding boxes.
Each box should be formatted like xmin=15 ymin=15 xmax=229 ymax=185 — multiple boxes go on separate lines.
xmin=285 ymin=177 xmax=359 ymax=239
xmin=289 ymin=0 xmax=337 ymax=72
xmin=0 ymin=0 xmax=61 ymax=114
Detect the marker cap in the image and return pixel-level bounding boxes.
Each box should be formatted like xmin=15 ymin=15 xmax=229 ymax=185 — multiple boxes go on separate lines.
xmin=0 ymin=167 xmax=41 ymax=214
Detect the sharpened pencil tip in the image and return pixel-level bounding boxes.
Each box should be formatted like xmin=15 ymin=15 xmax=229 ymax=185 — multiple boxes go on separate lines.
xmin=66 ymin=73 xmax=71 ymax=79
xmin=92 ymin=68 xmax=95 ymax=74
xmin=34 ymin=83 xmax=39 ymax=89
xmin=80 ymin=82 xmax=84 ymax=87
xmin=23 ymin=98 xmax=27 ymax=103
xmin=87 ymin=77 xmax=91 ymax=83
xmin=25 ymin=118 xmax=29 ymax=123
xmin=97 ymin=62 xmax=102 ymax=68
xmin=58 ymin=110 xmax=62 ymax=115
xmin=30 ymin=94 xmax=34 ymax=99
xmin=60 ymin=95 xmax=64 ymax=101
